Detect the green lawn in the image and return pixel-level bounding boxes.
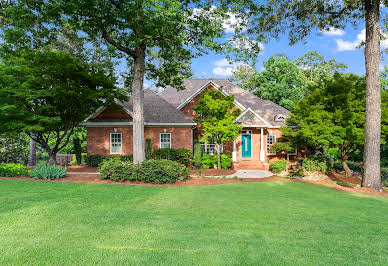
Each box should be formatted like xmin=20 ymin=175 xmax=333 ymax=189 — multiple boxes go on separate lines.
xmin=0 ymin=180 xmax=387 ymax=265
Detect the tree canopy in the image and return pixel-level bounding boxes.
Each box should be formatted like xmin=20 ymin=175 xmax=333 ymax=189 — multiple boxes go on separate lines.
xmin=0 ymin=50 xmax=123 ymax=164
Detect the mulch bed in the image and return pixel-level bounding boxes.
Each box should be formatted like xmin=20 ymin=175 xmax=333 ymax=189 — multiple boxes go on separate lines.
xmin=1 ymin=165 xmax=387 ymax=197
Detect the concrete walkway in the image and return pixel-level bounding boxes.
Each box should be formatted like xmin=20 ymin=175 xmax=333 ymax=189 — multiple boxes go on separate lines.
xmin=226 ymin=170 xmax=273 ymax=179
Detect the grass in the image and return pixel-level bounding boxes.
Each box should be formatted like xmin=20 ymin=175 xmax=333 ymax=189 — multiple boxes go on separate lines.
xmin=0 ymin=180 xmax=387 ymax=265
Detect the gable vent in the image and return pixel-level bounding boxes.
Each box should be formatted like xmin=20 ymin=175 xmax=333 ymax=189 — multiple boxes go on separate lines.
xmin=274 ymin=114 xmax=286 ymax=122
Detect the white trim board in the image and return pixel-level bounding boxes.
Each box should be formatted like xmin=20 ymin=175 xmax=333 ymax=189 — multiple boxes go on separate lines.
xmin=176 ymin=80 xmax=246 ymax=111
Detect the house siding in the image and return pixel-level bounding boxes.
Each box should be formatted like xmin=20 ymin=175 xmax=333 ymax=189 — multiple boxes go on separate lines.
xmin=86 ymin=126 xmax=192 ymax=155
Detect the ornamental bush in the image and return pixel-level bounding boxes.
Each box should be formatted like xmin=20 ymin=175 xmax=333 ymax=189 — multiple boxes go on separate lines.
xmin=85 ymin=154 xmax=133 ymax=167
xmin=269 ymin=160 xmax=287 ymax=173
xmin=132 ymin=159 xmax=189 ymax=184
xmin=302 ymin=154 xmax=330 ymax=174
xmin=99 ymin=157 xmax=134 ymax=182
xmin=201 ymin=153 xmax=232 ymax=169
xmin=0 ymin=163 xmax=29 ymax=177
xmin=30 ymin=165 xmax=67 ymax=180
xmin=193 ymin=140 xmax=202 ymax=168
xmin=152 ymin=148 xmax=191 ymax=166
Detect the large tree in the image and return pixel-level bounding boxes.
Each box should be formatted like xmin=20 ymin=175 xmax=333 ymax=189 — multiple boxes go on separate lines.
xmin=193 ymin=89 xmax=241 ymax=169
xmin=283 ymin=73 xmax=367 ymax=177
xmin=0 ymin=50 xmax=122 ymax=164
xmin=0 ymin=1 xmax=263 ymax=163
xmin=250 ymin=0 xmax=385 ymax=190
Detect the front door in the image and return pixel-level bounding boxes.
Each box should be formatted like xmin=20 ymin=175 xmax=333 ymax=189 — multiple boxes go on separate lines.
xmin=241 ymin=134 xmax=252 ymax=158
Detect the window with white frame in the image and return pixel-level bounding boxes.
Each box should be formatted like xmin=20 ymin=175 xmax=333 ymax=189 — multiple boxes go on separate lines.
xmin=199 ymin=135 xmax=222 ymax=155
xmin=110 ymin=133 xmax=122 ymax=154
xmin=266 ymin=134 xmax=276 ymax=155
xmin=160 ymin=133 xmax=171 ymax=149
xmin=288 ymin=147 xmax=297 ymax=156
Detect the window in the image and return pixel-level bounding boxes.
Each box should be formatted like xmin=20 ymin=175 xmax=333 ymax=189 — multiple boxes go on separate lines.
xmin=110 ymin=133 xmax=122 ymax=154
xmin=288 ymin=148 xmax=297 ymax=156
xmin=160 ymin=133 xmax=171 ymax=149
xmin=199 ymin=135 xmax=222 ymax=155
xmin=267 ymin=134 xmax=276 ymax=155
xmin=274 ymin=114 xmax=286 ymax=122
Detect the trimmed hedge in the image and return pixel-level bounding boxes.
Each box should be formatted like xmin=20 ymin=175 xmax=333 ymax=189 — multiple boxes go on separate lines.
xmin=152 ymin=148 xmax=191 ymax=166
xmin=85 ymin=154 xmax=133 ymax=167
xmin=0 ymin=163 xmax=29 ymax=177
xmin=269 ymin=160 xmax=287 ymax=173
xmin=99 ymin=158 xmax=189 ymax=184
xmin=201 ymin=153 xmax=232 ymax=169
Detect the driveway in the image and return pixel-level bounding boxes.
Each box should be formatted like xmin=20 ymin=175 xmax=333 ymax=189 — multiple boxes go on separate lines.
xmin=227 ymin=170 xmax=273 ymax=179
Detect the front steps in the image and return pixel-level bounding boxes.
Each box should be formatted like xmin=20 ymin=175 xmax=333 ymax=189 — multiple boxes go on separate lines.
xmin=233 ymin=160 xmax=269 ymax=170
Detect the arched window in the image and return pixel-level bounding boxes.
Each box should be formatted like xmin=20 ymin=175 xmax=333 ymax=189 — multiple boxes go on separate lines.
xmin=274 ymin=114 xmax=286 ymax=122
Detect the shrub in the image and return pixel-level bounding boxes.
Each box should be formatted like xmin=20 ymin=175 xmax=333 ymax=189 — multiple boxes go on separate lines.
xmin=30 ymin=165 xmax=67 ymax=180
xmin=145 ymin=138 xmax=152 ymax=160
xmin=382 ymin=168 xmax=388 ymax=187
xmin=70 ymin=153 xmax=87 ymax=165
xmin=152 ymin=148 xmax=191 ymax=166
xmin=0 ymin=163 xmax=29 ymax=177
xmin=269 ymin=160 xmax=287 ymax=173
xmin=73 ymin=137 xmax=82 ymax=165
xmin=193 ymin=140 xmax=201 ymax=168
xmin=303 ymin=155 xmax=330 ymax=174
xmin=200 ymin=153 xmax=232 ymax=169
xmin=99 ymin=157 xmax=134 ymax=181
xmin=132 ymin=159 xmax=189 ymax=184
xmin=85 ymin=154 xmax=133 ymax=167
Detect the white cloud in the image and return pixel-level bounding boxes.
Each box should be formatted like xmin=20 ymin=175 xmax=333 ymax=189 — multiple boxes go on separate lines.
xmin=213 ymin=67 xmax=235 ymax=76
xmin=336 ymin=28 xmax=388 ymax=51
xmin=321 ymin=27 xmax=345 ymax=36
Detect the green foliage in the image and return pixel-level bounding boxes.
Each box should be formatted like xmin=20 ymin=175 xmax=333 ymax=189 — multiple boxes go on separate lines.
xmin=152 ymin=148 xmax=191 ymax=166
xmin=100 ymin=158 xmax=189 ymax=184
xmin=193 ymin=89 xmax=242 ymax=169
xmin=193 ymin=140 xmax=202 ymax=169
xmin=0 ymin=50 xmax=123 ymax=164
xmin=70 ymin=153 xmax=87 ymax=166
xmin=232 ymin=56 xmax=307 ymax=110
xmin=30 ymin=165 xmax=67 ymax=180
xmin=380 ymin=168 xmax=388 ymax=187
xmin=283 ymin=73 xmax=369 ymax=165
xmin=336 ymin=181 xmax=353 ymax=188
xmin=0 ymin=163 xmax=29 ymax=177
xmin=303 ymin=155 xmax=330 ymax=174
xmin=269 ymin=160 xmax=287 ymax=173
xmin=85 ymin=154 xmax=133 ymax=167
xmin=145 ymin=138 xmax=152 ymax=160
xmin=0 ymin=133 xmax=29 ymax=164
xmin=73 ymin=137 xmax=82 ymax=165
xmin=132 ymin=159 xmax=190 ymax=184
xmin=99 ymin=157 xmax=134 ymax=182
xmin=201 ymin=153 xmax=232 ymax=169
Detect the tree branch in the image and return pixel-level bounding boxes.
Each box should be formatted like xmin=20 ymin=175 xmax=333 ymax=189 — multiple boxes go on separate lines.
xmin=102 ymin=30 xmax=135 ymax=57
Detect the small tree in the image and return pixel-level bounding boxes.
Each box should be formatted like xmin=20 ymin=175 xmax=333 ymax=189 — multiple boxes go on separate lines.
xmin=193 ymin=90 xmax=242 ymax=169
xmin=193 ymin=139 xmax=202 ymax=169
xmin=283 ymin=73 xmax=369 ymax=177
xmin=145 ymin=138 xmax=152 ymax=160
xmin=0 ymin=50 xmax=123 ymax=164
xmin=73 ymin=137 xmax=82 ymax=165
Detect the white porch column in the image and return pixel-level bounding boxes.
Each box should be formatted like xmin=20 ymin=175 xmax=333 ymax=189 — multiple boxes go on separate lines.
xmin=260 ymin=128 xmax=265 ymax=162
xmin=232 ymin=140 xmax=237 ymax=162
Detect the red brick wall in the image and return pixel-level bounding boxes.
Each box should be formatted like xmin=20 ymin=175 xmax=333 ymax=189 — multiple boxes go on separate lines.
xmin=87 ymin=126 xmax=192 ymax=155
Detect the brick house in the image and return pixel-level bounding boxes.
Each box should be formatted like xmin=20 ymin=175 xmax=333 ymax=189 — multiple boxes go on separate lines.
xmin=83 ymin=79 xmax=293 ymax=169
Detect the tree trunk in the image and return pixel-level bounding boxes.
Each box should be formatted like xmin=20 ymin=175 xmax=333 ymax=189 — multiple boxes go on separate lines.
xmin=342 ymin=159 xmax=352 ymax=178
xmin=216 ymin=143 xmax=221 ymax=169
xmin=28 ymin=135 xmax=36 ymax=166
xmin=48 ymin=151 xmax=57 ymax=165
xmin=362 ymin=0 xmax=382 ymax=191
xmin=132 ymin=45 xmax=146 ymax=164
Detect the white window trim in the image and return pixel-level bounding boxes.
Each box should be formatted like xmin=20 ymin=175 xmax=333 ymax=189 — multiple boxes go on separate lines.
xmin=160 ymin=133 xmax=171 ymax=149
xmin=110 ymin=133 xmax=122 ymax=154
xmin=267 ymin=134 xmax=276 ymax=155
xmin=199 ymin=135 xmax=223 ymax=155
xmin=288 ymin=148 xmax=297 ymax=156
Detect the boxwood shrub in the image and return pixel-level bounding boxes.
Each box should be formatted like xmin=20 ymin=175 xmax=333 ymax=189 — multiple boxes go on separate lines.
xmin=201 ymin=153 xmax=232 ymax=169
xmin=99 ymin=158 xmax=189 ymax=184
xmin=152 ymin=148 xmax=191 ymax=166
xmin=85 ymin=154 xmax=133 ymax=167
xmin=0 ymin=163 xmax=29 ymax=177
xmin=269 ymin=160 xmax=287 ymax=173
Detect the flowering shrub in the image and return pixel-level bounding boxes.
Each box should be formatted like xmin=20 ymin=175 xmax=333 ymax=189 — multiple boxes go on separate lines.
xmin=0 ymin=163 xmax=29 ymax=177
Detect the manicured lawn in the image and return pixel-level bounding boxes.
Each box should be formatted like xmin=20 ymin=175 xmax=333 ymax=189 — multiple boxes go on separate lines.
xmin=0 ymin=180 xmax=387 ymax=265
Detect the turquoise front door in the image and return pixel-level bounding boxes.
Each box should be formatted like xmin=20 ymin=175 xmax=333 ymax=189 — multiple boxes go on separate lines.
xmin=241 ymin=134 xmax=252 ymax=158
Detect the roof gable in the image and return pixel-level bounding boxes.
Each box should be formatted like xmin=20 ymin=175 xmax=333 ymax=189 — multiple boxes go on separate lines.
xmin=234 ymin=108 xmax=270 ymax=126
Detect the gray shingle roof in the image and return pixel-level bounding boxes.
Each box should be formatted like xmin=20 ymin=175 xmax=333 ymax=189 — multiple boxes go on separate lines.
xmin=123 ymin=89 xmax=195 ymax=124
xmin=159 ymin=79 xmax=290 ymax=126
